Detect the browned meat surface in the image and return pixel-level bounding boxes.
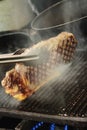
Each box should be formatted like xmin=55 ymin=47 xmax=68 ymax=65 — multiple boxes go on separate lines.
xmin=1 ymin=32 xmax=78 ymax=101
xmin=1 ymin=64 xmax=33 ymax=100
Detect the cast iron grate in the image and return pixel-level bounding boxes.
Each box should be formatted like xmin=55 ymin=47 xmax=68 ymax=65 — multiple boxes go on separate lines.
xmin=0 ymin=49 xmax=87 ymax=125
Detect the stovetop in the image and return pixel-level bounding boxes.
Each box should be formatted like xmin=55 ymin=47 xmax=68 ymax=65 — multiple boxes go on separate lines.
xmin=0 ymin=116 xmax=87 ymax=130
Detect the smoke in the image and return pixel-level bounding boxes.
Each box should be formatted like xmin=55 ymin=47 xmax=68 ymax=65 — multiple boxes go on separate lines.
xmin=62 ymin=0 xmax=87 ymax=50
xmin=40 ymin=63 xmax=71 ymax=109
xmin=30 ymin=0 xmax=87 ymax=49
xmin=0 ymin=0 xmax=87 ymax=109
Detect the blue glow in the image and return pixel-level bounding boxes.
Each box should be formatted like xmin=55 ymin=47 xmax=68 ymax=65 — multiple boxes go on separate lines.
xmin=50 ymin=123 xmax=55 ymax=130
xmin=64 ymin=125 xmax=68 ymax=130
xmin=35 ymin=125 xmax=38 ymax=128
xmin=41 ymin=121 xmax=44 ymax=124
xmin=32 ymin=128 xmax=35 ymax=130
xmin=38 ymin=123 xmax=42 ymax=126
xmin=32 ymin=122 xmax=68 ymax=130
xmin=31 ymin=122 xmax=44 ymax=130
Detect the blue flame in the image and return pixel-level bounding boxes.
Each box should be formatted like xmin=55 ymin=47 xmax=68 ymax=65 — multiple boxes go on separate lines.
xmin=64 ymin=125 xmax=68 ymax=130
xmin=32 ymin=122 xmax=44 ymax=130
xmin=31 ymin=121 xmax=68 ymax=130
xmin=50 ymin=123 xmax=55 ymax=130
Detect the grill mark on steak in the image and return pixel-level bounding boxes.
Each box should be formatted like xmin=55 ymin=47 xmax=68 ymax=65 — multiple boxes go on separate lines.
xmin=1 ymin=32 xmax=78 ymax=101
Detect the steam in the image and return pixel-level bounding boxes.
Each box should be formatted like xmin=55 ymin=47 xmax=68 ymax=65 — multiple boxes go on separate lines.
xmin=62 ymin=0 xmax=87 ymax=50
xmin=30 ymin=0 xmax=87 ymax=49
xmin=0 ymin=0 xmax=87 ymax=108
xmin=30 ymin=63 xmax=71 ymax=108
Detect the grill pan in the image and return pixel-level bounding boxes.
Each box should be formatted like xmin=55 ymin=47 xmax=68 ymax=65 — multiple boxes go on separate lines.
xmin=0 ymin=47 xmax=87 ymax=127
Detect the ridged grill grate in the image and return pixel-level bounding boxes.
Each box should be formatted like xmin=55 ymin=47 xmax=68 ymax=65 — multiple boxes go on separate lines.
xmin=0 ymin=50 xmax=87 ymax=125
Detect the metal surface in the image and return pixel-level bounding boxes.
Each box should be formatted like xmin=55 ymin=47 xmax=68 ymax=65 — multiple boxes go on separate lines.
xmin=0 ymin=55 xmax=39 ymax=64
xmin=0 ymin=0 xmax=35 ymax=32
xmin=31 ymin=0 xmax=87 ymax=30
xmin=0 ymin=32 xmax=33 ymax=54
xmin=0 ymin=117 xmax=22 ymax=130
xmin=0 ymin=34 xmax=39 ymax=63
xmin=0 ymin=47 xmax=86 ymax=126
xmin=0 ymin=47 xmax=38 ymax=64
xmin=30 ymin=0 xmax=87 ymax=43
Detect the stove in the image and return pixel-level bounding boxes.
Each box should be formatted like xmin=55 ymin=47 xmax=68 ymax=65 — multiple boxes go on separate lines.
xmin=0 ymin=116 xmax=87 ymax=130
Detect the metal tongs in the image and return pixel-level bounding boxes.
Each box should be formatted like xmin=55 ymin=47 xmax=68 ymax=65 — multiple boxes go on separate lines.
xmin=0 ymin=48 xmax=39 ymax=64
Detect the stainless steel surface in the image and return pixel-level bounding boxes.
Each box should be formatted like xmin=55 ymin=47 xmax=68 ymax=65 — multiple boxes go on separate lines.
xmin=0 ymin=48 xmax=25 ymax=57
xmin=0 ymin=47 xmax=39 ymax=64
xmin=13 ymin=48 xmax=26 ymax=55
xmin=0 ymin=0 xmax=35 ymax=32
xmin=0 ymin=56 xmax=39 ymax=64
xmin=0 ymin=51 xmax=39 ymax=64
xmin=30 ymin=0 xmax=87 ymax=43
xmin=0 ymin=32 xmax=33 ymax=54
xmin=31 ymin=0 xmax=87 ymax=30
